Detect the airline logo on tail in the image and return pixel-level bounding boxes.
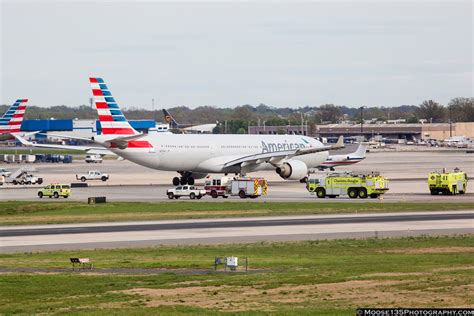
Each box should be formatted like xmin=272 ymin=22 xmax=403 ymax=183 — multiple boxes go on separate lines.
xmin=89 ymin=78 xmax=152 ymax=150
xmin=89 ymin=77 xmax=139 ymax=135
xmin=0 ymin=99 xmax=28 ymax=134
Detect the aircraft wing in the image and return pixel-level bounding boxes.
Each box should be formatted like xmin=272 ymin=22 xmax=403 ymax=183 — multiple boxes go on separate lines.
xmin=13 ymin=134 xmax=115 ymax=156
xmin=223 ymin=136 xmax=344 ymax=168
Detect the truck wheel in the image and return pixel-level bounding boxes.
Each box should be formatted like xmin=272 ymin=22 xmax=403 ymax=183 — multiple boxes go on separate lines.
xmin=190 ymin=192 xmax=196 ymax=200
xmin=38 ymin=178 xmax=43 ymax=185
xmin=12 ymin=180 xmax=17 ymax=185
xmin=430 ymin=189 xmax=437 ymax=195
xmin=452 ymin=186 xmax=457 ymax=195
xmin=63 ymin=195 xmax=68 ymax=199
xmin=370 ymin=193 xmax=379 ymax=199
xmin=53 ymin=192 xmax=59 ymax=199
xmin=222 ymin=195 xmax=228 ymax=199
xmin=167 ymin=192 xmax=174 ymax=199
xmin=174 ymin=196 xmax=180 ymax=199
xmin=197 ymin=195 xmax=202 ymax=199
xmin=239 ymin=190 xmax=247 ymax=199
xmin=211 ymin=191 xmax=218 ymax=199
xmin=101 ymin=176 xmax=107 ymax=182
xmin=81 ymin=177 xmax=86 ymax=182
xmin=348 ymin=188 xmax=358 ymax=199
xmin=316 ymin=188 xmax=326 ymax=198
xmin=38 ymin=192 xmax=43 ymax=198
xmin=172 ymin=177 xmax=180 ymax=186
xmin=358 ymin=188 xmax=368 ymax=199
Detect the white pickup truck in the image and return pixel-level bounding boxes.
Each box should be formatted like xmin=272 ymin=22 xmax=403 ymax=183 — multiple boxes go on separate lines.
xmin=167 ymin=185 xmax=206 ymax=200
xmin=76 ymin=170 xmax=109 ymax=182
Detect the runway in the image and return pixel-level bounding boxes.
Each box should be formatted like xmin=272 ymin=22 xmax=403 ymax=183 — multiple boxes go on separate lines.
xmin=1 ymin=211 xmax=472 ymax=252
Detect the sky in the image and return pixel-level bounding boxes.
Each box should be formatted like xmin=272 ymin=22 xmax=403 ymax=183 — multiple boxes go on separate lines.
xmin=1 ymin=1 xmax=472 ymax=109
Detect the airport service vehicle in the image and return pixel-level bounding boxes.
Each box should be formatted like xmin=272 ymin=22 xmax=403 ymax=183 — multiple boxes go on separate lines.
xmin=167 ymin=185 xmax=206 ymax=200
xmin=38 ymin=184 xmax=71 ymax=198
xmin=17 ymin=78 xmax=346 ymax=186
xmin=204 ymin=176 xmax=268 ymax=199
xmin=85 ymin=155 xmax=103 ymax=163
xmin=307 ymin=172 xmax=389 ymax=199
xmin=0 ymin=99 xmax=28 ymax=141
xmin=0 ymin=168 xmax=11 ymax=177
xmin=76 ymin=170 xmax=109 ymax=182
xmin=12 ymin=174 xmax=43 ymax=185
xmin=428 ymin=168 xmax=468 ymax=195
xmin=229 ymin=177 xmax=268 ymax=199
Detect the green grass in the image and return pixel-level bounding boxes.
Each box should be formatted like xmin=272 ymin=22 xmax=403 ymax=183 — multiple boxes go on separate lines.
xmin=0 ymin=235 xmax=473 ymax=314
xmin=0 ymin=201 xmax=472 ymax=225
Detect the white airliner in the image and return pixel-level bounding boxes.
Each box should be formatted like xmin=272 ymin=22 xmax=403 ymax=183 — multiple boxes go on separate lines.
xmin=18 ymin=78 xmax=345 ymax=185
xmin=88 ymin=78 xmax=347 ymax=185
xmin=317 ymin=143 xmax=367 ymax=171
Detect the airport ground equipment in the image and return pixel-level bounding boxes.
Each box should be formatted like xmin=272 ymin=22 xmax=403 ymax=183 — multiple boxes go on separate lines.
xmin=38 ymin=184 xmax=71 ymax=198
xmin=167 ymin=185 xmax=206 ymax=200
xmin=5 ymin=166 xmax=43 ymax=185
xmin=85 ymin=154 xmax=102 ymax=163
xmin=76 ymin=170 xmax=109 ymax=182
xmin=307 ymin=171 xmax=389 ymax=199
xmin=204 ymin=176 xmax=268 ymax=199
xmin=428 ymin=168 xmax=468 ymax=195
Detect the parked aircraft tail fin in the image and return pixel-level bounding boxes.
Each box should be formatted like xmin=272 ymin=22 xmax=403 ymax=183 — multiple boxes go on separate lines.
xmin=89 ymin=77 xmax=139 ymax=135
xmin=0 ymin=99 xmax=28 ymax=134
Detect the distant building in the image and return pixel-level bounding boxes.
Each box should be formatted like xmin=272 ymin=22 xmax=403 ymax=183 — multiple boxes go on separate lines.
xmin=249 ymin=122 xmax=474 ymax=141
xmin=248 ymin=125 xmax=310 ymax=136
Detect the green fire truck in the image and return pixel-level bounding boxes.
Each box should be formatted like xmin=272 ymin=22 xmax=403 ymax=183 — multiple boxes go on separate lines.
xmin=306 ymin=172 xmax=389 ymax=199
xmin=428 ymin=168 xmax=468 ymax=195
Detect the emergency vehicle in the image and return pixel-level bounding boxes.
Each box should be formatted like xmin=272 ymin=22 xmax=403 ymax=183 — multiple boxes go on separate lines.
xmin=38 ymin=184 xmax=71 ymax=198
xmin=428 ymin=168 xmax=468 ymax=195
xmin=306 ymin=171 xmax=389 ymax=199
xmin=204 ymin=176 xmax=268 ymax=199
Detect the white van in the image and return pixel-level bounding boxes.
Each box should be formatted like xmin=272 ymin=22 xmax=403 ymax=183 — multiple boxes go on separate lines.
xmin=85 ymin=155 xmax=103 ymax=163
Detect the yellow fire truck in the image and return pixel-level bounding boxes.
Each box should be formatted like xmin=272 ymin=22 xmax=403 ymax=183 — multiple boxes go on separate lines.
xmin=306 ymin=172 xmax=389 ymax=199
xmin=428 ymin=168 xmax=468 ymax=195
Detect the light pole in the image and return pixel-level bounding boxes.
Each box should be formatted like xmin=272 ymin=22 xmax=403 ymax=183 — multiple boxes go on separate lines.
xmin=360 ymin=106 xmax=364 ymax=134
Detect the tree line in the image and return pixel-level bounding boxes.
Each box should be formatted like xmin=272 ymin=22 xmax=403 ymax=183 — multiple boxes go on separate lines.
xmin=1 ymin=97 xmax=472 ymax=134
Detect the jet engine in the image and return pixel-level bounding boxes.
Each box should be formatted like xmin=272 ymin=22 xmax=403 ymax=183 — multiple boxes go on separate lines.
xmin=275 ymin=160 xmax=308 ymax=180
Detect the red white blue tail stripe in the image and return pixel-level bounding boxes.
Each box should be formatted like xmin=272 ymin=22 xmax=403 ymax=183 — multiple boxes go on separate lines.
xmin=0 ymin=99 xmax=28 ymax=134
xmin=89 ymin=78 xmax=138 ymax=135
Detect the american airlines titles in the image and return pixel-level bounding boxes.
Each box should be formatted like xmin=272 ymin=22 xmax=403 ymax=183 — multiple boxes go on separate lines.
xmin=261 ymin=141 xmax=307 ymax=153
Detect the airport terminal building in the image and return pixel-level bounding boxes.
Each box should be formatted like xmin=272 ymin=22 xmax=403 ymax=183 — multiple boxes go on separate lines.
xmin=249 ymin=122 xmax=474 ymax=141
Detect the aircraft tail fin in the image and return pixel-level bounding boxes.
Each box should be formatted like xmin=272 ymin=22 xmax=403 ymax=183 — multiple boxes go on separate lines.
xmin=0 ymin=99 xmax=28 ymax=134
xmin=89 ymin=77 xmax=139 ymax=135
xmin=354 ymin=143 xmax=367 ymax=157
xmin=163 ymin=109 xmax=179 ymax=129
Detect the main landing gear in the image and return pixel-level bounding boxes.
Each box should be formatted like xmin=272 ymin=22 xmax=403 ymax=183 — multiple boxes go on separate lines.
xmin=173 ymin=174 xmax=195 ymax=186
